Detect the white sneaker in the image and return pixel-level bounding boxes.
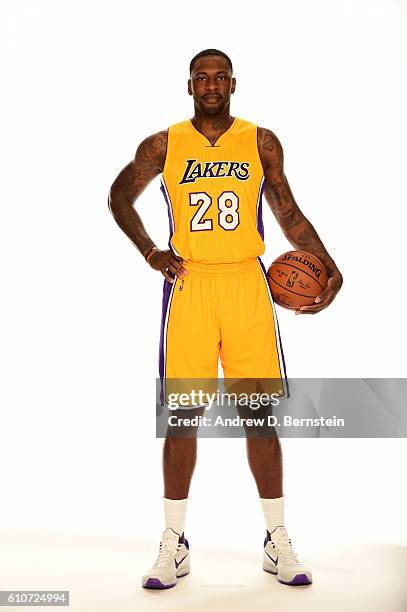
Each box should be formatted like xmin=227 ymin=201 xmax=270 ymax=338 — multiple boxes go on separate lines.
xmin=263 ymin=527 xmax=312 ymax=585
xmin=142 ymin=528 xmax=190 ymax=589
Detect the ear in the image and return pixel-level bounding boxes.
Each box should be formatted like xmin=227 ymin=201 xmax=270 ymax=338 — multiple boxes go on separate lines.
xmin=231 ymin=77 xmax=236 ymax=94
xmin=188 ymin=78 xmax=192 ymax=96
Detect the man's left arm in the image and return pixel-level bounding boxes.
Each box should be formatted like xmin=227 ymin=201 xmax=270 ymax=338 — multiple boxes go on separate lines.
xmin=257 ymin=127 xmax=343 ymax=314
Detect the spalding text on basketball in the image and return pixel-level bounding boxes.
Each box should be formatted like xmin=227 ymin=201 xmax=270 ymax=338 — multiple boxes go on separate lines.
xmin=282 ymin=254 xmax=322 ymax=278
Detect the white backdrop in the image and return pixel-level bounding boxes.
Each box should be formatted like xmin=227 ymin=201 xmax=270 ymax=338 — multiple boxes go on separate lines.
xmin=1 ymin=0 xmax=406 ymax=552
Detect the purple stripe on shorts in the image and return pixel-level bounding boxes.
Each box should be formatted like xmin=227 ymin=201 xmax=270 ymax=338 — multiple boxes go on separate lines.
xmin=258 ymin=257 xmax=289 ymax=397
xmin=158 ymin=279 xmax=173 ymax=405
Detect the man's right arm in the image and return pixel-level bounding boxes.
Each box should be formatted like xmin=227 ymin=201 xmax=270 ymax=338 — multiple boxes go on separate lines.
xmin=108 ymin=130 xmax=186 ymax=282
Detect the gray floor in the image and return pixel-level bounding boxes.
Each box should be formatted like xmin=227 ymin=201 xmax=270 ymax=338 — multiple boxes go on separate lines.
xmin=0 ymin=530 xmax=406 ymax=612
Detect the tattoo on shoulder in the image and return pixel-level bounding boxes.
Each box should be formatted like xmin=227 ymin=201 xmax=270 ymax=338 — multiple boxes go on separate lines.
xmin=260 ymin=128 xmax=277 ymax=152
xmin=258 ymin=127 xmax=284 ymax=174
xmin=110 ymin=130 xmax=167 ymax=203
xmin=258 ymin=127 xmax=281 ymax=153
xmin=137 ymin=130 xmax=167 ymax=172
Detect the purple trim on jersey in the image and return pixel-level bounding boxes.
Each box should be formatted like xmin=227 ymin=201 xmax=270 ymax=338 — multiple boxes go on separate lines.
xmin=158 ymin=279 xmax=173 ymax=405
xmin=160 ymin=179 xmax=174 ymax=249
xmin=258 ymin=257 xmax=290 ymax=398
xmin=257 ymin=177 xmax=266 ymax=241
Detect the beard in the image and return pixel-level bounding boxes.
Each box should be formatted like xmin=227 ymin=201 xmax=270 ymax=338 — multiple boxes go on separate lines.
xmin=199 ymin=97 xmax=226 ymax=116
xmin=202 ymin=106 xmax=222 ymax=116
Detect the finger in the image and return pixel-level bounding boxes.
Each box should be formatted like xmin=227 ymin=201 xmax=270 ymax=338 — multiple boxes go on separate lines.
xmin=167 ymin=262 xmax=185 ymax=277
xmin=297 ymin=301 xmax=332 ymax=314
xmin=314 ymin=289 xmax=330 ymax=303
xmin=315 ymin=277 xmax=337 ymax=302
xmin=299 ymin=302 xmax=324 ymax=311
xmin=314 ymin=293 xmax=332 ymax=304
xmin=295 ymin=309 xmax=317 ymax=315
xmin=162 ymin=267 xmax=174 ymax=283
xmin=169 ymin=257 xmax=188 ymax=275
xmin=314 ymin=291 xmax=335 ymax=305
xmin=297 ymin=306 xmax=323 ymax=313
xmin=296 ymin=303 xmax=326 ymax=314
xmin=170 ymin=253 xmax=187 ymax=268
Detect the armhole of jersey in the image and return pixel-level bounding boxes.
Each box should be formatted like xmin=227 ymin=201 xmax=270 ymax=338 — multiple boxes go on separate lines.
xmin=161 ymin=128 xmax=170 ymax=176
xmin=255 ymin=125 xmax=266 ymax=174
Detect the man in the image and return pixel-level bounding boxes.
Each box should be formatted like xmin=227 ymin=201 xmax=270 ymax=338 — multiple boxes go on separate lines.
xmin=109 ymin=48 xmax=343 ymax=589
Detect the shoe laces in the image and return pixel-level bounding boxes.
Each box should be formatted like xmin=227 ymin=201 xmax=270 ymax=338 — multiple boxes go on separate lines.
xmin=270 ymin=530 xmax=300 ymax=565
xmin=153 ymin=538 xmax=181 ymax=568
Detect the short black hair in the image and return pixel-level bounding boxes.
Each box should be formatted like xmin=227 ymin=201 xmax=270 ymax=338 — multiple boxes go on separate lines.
xmin=189 ymin=49 xmax=233 ymax=75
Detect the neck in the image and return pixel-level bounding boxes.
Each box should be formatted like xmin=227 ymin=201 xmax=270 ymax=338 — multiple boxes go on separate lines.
xmin=191 ymin=107 xmax=233 ymax=136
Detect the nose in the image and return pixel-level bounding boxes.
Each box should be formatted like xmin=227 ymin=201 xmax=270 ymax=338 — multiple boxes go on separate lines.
xmin=205 ymin=76 xmax=219 ymax=91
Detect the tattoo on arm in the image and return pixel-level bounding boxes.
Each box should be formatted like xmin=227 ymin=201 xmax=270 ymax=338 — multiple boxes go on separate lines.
xmin=261 ymin=130 xmax=276 ymax=152
xmin=258 ymin=128 xmax=303 ymax=231
xmin=108 ymin=130 xmax=167 ymax=257
xmin=258 ymin=127 xmax=341 ymax=279
xmin=116 ymin=130 xmax=167 ymax=202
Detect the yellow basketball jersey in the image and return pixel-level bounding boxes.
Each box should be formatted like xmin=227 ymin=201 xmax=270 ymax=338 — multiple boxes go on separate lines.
xmin=160 ymin=117 xmax=265 ymax=264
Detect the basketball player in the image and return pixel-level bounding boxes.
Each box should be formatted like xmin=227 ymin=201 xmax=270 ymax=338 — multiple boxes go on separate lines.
xmin=108 ymin=49 xmax=343 ymax=589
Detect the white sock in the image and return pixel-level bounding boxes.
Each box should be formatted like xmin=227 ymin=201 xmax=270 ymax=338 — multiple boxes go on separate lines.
xmin=260 ymin=496 xmax=284 ymax=532
xmin=163 ymin=497 xmax=188 ymax=536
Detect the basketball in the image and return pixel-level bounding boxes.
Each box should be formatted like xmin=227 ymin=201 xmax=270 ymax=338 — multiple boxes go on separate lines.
xmin=267 ymin=250 xmax=328 ymax=310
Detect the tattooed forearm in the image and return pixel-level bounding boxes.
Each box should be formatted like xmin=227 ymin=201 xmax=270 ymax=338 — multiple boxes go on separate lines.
xmin=288 ymin=219 xmax=339 ymax=277
xmin=108 ymin=130 xmax=167 ymax=257
xmin=263 ymin=179 xmax=304 ymax=231
xmin=258 ymin=126 xmax=342 ymax=282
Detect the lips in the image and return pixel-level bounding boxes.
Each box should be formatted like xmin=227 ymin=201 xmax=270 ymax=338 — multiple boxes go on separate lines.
xmin=203 ymin=95 xmax=221 ymax=102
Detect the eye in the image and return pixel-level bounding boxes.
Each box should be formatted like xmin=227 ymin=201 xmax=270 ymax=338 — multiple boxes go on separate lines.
xmin=197 ymin=76 xmax=206 ymax=81
xmin=217 ymin=75 xmax=227 ymax=80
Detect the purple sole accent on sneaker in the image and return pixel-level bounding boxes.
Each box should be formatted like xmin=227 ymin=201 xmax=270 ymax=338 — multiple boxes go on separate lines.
xmin=143 ymin=578 xmax=176 ymax=590
xmin=278 ymin=574 xmax=312 ymax=586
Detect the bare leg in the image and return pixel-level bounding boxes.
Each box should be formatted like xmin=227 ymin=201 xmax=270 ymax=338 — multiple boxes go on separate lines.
xmin=163 ymin=406 xmax=205 ymax=499
xmin=236 ymin=400 xmax=283 ymax=498
xmin=246 ymin=436 xmax=283 ymax=498
xmin=163 ymin=437 xmax=198 ymax=499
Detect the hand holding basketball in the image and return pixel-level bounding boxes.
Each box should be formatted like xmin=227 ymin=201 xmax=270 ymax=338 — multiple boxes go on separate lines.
xmin=267 ymin=250 xmax=342 ymax=314
xmin=294 ymin=275 xmax=343 ymax=315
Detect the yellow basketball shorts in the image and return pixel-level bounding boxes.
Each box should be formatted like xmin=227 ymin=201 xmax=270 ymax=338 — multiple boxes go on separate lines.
xmin=158 ymin=257 xmax=288 ymax=406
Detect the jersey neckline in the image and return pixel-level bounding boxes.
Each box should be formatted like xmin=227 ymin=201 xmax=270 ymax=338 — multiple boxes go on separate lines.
xmin=188 ymin=117 xmax=238 ymax=148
